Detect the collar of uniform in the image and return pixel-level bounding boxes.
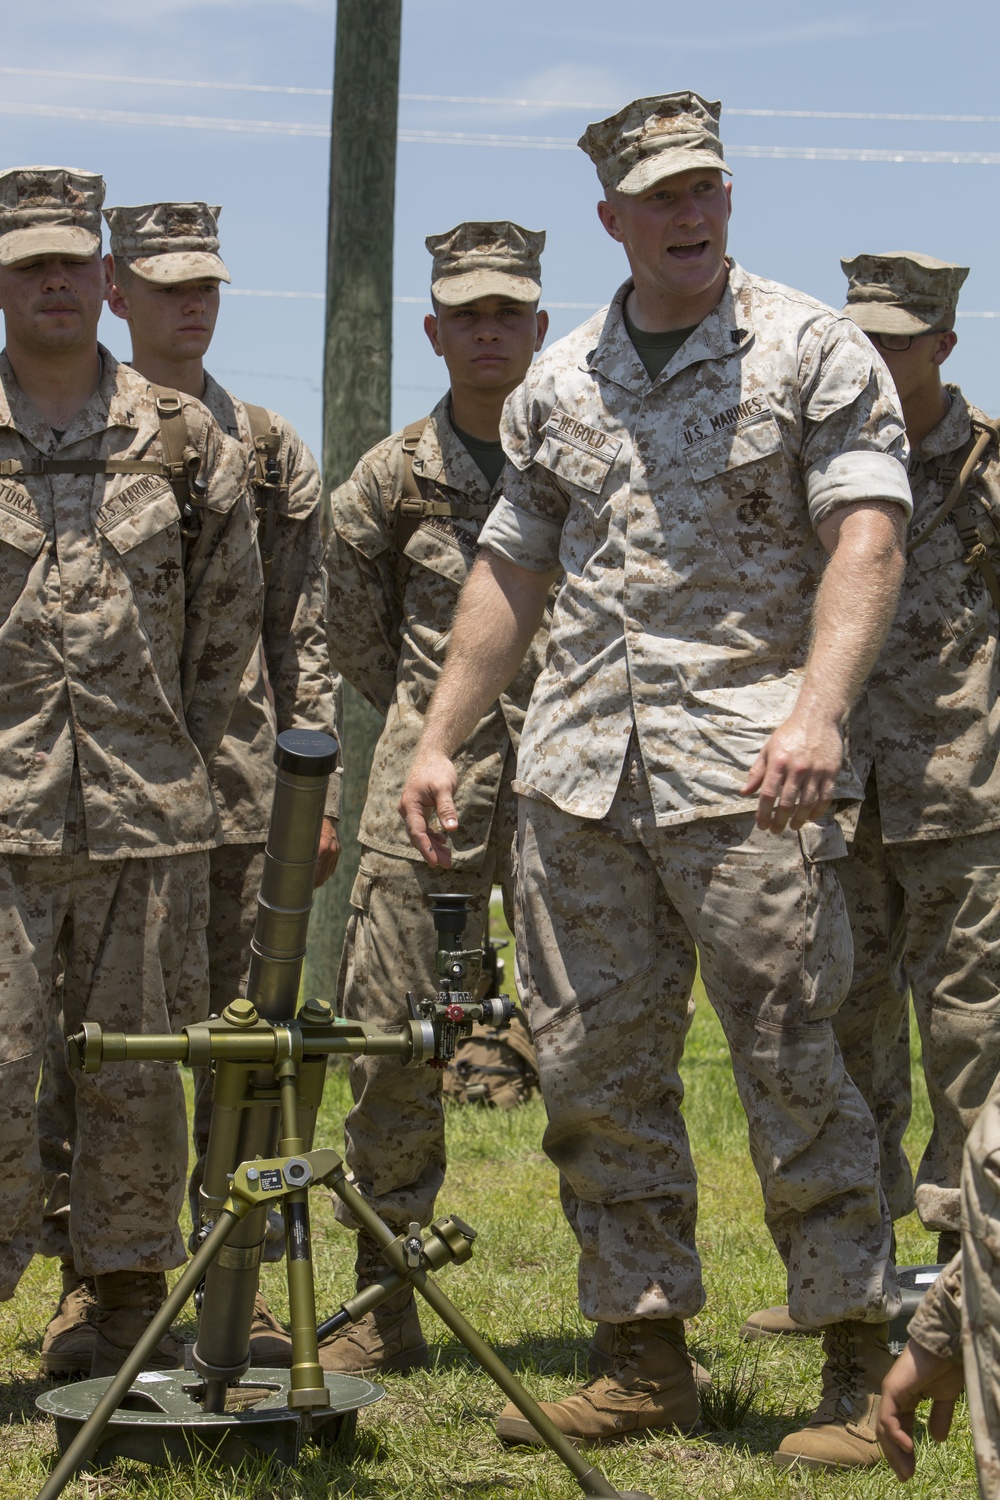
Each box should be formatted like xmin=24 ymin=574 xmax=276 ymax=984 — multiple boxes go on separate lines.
xmin=200 ymin=369 xmax=242 ymax=439
xmin=916 ymin=383 xmax=972 ymax=465
xmin=0 ymin=344 xmax=127 ymax=450
xmin=585 ymin=262 xmax=753 ymax=392
xmin=413 ymin=392 xmax=495 ymax=502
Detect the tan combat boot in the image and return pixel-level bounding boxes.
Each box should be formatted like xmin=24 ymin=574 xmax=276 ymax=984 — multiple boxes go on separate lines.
xmin=497 ymin=1318 xmax=703 ymax=1445
xmin=90 ymin=1272 xmax=185 ymax=1378
xmin=247 ymin=1290 xmax=293 ymax=1367
xmin=587 ymin=1320 xmax=713 ymax=1389
xmin=774 ymin=1319 xmax=894 ymax=1470
xmin=318 ymin=1232 xmax=429 ymax=1376
xmin=739 ymin=1304 xmax=817 ymax=1341
xmin=40 ymin=1261 xmax=97 ymax=1378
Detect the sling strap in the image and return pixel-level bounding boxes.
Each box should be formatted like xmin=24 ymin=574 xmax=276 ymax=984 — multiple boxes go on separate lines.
xmin=242 ymin=401 xmax=284 ymax=585
xmin=910 ymin=416 xmax=1000 ymax=615
xmin=0 ymin=386 xmax=208 ymax=544
xmin=396 ymin=415 xmax=491 ymax=553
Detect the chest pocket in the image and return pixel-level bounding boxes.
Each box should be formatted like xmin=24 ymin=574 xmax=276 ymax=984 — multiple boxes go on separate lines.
xmin=98 ymin=485 xmax=180 ymax=556
xmin=683 ymin=412 xmax=792 ymax=568
xmin=400 ymin=521 xmax=477 ymax=653
xmin=0 ymin=491 xmax=48 ymax=624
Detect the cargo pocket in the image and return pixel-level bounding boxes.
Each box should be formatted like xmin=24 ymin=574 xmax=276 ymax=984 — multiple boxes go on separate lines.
xmin=798 ymin=818 xmax=852 ymax=1024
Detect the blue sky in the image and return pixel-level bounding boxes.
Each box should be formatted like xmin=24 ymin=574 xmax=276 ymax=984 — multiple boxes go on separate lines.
xmin=3 ymin=0 xmax=999 ymax=460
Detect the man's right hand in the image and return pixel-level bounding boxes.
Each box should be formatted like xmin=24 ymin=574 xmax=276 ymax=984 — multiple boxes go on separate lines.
xmin=876 ymin=1338 xmax=965 ymax=1480
xmin=399 ymin=747 xmax=461 ymax=867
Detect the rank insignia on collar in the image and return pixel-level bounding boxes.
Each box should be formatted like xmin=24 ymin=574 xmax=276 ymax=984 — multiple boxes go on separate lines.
xmin=730 ymin=328 xmax=748 ymax=344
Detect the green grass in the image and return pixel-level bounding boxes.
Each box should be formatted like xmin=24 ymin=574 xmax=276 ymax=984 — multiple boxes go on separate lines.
xmin=2 ymin=902 xmax=978 ymax=1499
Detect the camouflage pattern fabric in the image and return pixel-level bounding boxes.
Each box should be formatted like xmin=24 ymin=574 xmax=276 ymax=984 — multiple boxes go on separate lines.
xmin=0 ymin=350 xmax=260 ymax=1297
xmin=480 ymin=263 xmax=911 ymax=826
xmin=863 ymin=388 xmax=1000 ymax=843
xmin=840 ymin=787 xmax=1000 ymax=1234
xmin=334 ymin=773 xmax=518 ymax=1233
xmin=0 ymin=779 xmax=211 ymax=1297
xmin=0 ymin=349 xmax=261 ymax=857
xmin=833 ymin=780 xmax=914 ymax=1222
xmin=906 ymin=1092 xmax=1000 ymax=1498
xmin=441 ymin=1008 xmax=539 ymax=1108
xmin=323 ymin=397 xmax=549 ymax=863
xmin=35 ymin=370 xmax=340 ymax=1241
xmin=835 ymin=386 xmax=1000 ymax=1233
xmin=105 ymin=200 xmax=230 ymax=285
xmin=188 ymin=841 xmax=266 ymax=1214
xmin=201 ymin=374 xmax=341 ymax=835
xmin=514 ymin=742 xmax=898 ymax=1329
xmin=324 ymin=402 xmax=548 ymax=1231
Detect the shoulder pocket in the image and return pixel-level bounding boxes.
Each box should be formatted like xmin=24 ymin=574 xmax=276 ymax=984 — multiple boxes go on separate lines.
xmin=534 ymin=428 xmax=621 ymax=496
xmin=403 ymin=522 xmax=474 ymax=589
xmin=98 ymin=485 xmax=179 ymax=555
xmin=0 ymin=502 xmax=47 ymax=558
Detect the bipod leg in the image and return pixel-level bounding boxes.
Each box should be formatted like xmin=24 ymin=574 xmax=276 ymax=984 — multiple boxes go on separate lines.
xmin=36 ymin=1210 xmax=240 ymax=1500
xmin=330 ymin=1176 xmax=651 ymax=1500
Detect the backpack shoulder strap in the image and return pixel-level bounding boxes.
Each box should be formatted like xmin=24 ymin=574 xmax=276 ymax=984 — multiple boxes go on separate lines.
xmin=395 ymin=417 xmax=430 ymax=555
xmin=149 ymin=385 xmax=209 ymax=543
xmin=241 ymin=401 xmax=284 ymax=584
xmin=908 ymin=418 xmax=997 ymax=556
xmin=947 ymin=416 xmax=1000 ymax=615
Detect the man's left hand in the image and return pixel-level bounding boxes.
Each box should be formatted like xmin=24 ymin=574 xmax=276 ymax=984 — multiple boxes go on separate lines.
xmin=740 ymin=702 xmax=843 ymax=833
xmin=876 ymin=1339 xmax=965 ymax=1480
xmin=314 ymin=816 xmax=340 ymax=887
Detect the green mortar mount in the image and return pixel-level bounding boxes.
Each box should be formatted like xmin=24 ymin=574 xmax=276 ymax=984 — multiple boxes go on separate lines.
xmin=35 ymin=729 xmax=652 ymax=1500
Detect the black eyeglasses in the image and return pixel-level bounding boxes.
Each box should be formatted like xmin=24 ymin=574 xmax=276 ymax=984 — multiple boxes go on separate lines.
xmin=872 ymin=329 xmax=945 ymax=354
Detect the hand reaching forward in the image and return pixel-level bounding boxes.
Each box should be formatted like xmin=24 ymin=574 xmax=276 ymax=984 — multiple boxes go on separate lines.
xmin=399 ymin=747 xmax=461 ymax=868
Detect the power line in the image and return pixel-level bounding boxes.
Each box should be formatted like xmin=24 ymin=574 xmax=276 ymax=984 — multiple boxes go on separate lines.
xmin=5 ymin=101 xmax=1000 ymax=165
xmin=221 ymin=289 xmax=1000 ymax=316
xmin=1 ymin=68 xmax=998 ymax=124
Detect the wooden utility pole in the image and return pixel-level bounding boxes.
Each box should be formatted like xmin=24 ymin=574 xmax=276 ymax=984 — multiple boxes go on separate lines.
xmin=305 ymin=0 xmax=402 ymax=997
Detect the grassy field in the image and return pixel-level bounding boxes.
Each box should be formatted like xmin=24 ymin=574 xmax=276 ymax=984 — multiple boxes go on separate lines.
xmin=2 ymin=908 xmax=980 ymax=1499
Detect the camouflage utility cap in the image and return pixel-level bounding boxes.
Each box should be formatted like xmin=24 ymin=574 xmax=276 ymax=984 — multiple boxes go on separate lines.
xmin=427 ymin=220 xmax=544 ymax=306
xmin=0 ymin=166 xmax=104 ymax=266
xmin=579 ymin=92 xmax=731 ymax=195
xmin=841 ymin=251 xmax=969 ymax=337
xmin=104 ymin=201 xmax=231 ymax=285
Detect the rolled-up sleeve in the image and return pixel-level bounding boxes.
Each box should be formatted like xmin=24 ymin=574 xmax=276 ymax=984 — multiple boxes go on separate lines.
xmin=482 ymin=380 xmax=569 ymax=571
xmin=907 ymin=1254 xmax=964 ymax=1364
xmin=479 ymin=493 xmax=564 ymax=572
xmin=799 ymin=320 xmax=912 ymax=529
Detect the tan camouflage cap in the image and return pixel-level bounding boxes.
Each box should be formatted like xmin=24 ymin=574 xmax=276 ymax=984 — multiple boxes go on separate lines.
xmin=104 ymin=201 xmax=231 ymax=285
xmin=0 ymin=166 xmax=104 ymax=266
xmin=579 ymin=92 xmax=731 ymax=195
xmin=841 ymin=251 xmax=969 ymax=337
xmin=426 ymin=220 xmax=544 ymax=306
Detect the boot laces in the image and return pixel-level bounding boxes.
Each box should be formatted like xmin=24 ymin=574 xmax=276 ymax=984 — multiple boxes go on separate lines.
xmin=815 ymin=1323 xmax=864 ymax=1425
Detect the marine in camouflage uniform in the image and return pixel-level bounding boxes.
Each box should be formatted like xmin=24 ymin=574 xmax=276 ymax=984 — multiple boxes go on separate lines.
xmin=321 ymin=221 xmax=549 ymax=1373
xmin=743 ymin=254 xmax=1000 ymax=1342
xmin=37 ymin=201 xmax=342 ymax=1374
xmin=400 ymin=94 xmax=912 ymax=1467
xmin=876 ymin=1092 xmax=1000 ymax=1499
xmin=0 ymin=168 xmax=262 ymax=1375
